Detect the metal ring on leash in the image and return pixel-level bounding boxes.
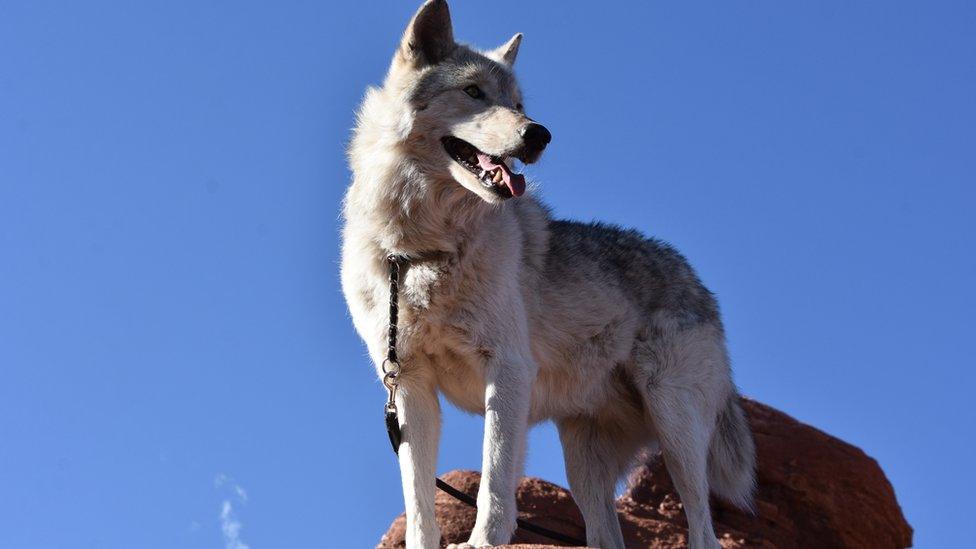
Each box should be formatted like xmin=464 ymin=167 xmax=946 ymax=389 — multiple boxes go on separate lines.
xmin=381 ymin=359 xmax=401 ymax=386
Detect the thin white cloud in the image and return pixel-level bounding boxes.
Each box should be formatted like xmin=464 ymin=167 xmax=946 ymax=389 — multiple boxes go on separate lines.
xmin=215 ymin=474 xmax=250 ymax=549
xmin=215 ymin=474 xmax=249 ymax=503
xmin=234 ymin=485 xmax=248 ymax=503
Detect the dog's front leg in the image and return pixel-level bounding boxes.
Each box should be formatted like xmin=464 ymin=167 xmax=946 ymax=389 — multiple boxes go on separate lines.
xmin=395 ymin=376 xmax=442 ymax=549
xmin=462 ymin=352 xmax=533 ymax=548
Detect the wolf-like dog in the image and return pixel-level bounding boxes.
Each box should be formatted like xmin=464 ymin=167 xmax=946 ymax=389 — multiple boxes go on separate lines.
xmin=341 ymin=2 xmax=756 ymax=548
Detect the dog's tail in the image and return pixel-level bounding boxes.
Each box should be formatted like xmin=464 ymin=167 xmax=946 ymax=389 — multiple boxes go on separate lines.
xmin=707 ymin=394 xmax=757 ymax=512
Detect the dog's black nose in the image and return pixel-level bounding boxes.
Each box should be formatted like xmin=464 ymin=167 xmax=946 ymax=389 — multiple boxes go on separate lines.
xmin=520 ymin=123 xmax=551 ymax=150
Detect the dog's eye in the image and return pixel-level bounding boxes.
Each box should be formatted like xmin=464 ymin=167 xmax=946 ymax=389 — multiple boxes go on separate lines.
xmin=463 ymin=85 xmax=485 ymax=99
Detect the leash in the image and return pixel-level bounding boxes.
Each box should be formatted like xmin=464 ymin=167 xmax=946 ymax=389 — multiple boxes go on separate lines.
xmin=380 ymin=254 xmax=586 ymax=547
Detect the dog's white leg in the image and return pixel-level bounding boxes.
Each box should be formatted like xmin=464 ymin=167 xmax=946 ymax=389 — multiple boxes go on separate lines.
xmin=395 ymin=377 xmax=442 ymax=549
xmin=461 ymin=352 xmax=533 ymax=548
xmin=642 ymin=386 xmax=720 ymax=549
xmin=557 ymin=417 xmax=630 ymax=549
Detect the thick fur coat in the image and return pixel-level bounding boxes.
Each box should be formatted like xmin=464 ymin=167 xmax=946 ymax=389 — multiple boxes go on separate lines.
xmin=341 ymin=2 xmax=755 ymax=548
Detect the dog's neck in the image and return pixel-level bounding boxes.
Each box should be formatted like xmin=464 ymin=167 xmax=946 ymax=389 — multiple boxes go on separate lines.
xmin=344 ymin=153 xmax=496 ymax=261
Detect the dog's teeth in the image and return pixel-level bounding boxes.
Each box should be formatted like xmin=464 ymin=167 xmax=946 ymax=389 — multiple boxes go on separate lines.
xmin=492 ymin=169 xmax=503 ymax=183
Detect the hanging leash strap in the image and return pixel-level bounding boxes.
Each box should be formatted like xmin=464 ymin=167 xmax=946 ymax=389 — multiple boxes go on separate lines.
xmin=381 ymin=254 xmax=404 ymax=452
xmin=381 ymin=254 xmax=585 ymax=547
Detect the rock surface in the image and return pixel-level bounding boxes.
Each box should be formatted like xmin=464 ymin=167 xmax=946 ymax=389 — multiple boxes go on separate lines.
xmin=377 ymin=400 xmax=912 ymax=548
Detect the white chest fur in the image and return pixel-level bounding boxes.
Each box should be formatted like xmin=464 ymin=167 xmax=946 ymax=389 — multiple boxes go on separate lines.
xmin=394 ymin=257 xmax=494 ymax=414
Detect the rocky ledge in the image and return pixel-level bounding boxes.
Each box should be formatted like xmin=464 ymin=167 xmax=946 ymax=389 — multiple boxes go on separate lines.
xmin=377 ymin=400 xmax=912 ymax=548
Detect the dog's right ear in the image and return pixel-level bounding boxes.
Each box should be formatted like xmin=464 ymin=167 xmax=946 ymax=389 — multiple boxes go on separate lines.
xmin=394 ymin=0 xmax=455 ymax=69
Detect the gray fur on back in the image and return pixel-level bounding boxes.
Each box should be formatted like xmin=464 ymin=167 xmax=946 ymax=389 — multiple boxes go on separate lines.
xmin=547 ymin=219 xmax=720 ymax=328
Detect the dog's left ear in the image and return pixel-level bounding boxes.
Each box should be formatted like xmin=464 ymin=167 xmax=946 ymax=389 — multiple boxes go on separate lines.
xmin=490 ymin=33 xmax=522 ymax=67
xmin=396 ymin=0 xmax=455 ymax=69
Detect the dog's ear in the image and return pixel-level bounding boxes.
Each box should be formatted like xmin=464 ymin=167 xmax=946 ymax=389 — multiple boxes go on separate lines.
xmin=395 ymin=0 xmax=455 ymax=69
xmin=491 ymin=33 xmax=522 ymax=67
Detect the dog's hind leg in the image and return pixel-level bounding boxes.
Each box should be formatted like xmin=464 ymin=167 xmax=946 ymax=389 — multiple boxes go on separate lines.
xmin=645 ymin=391 xmax=719 ymax=549
xmin=557 ymin=416 xmax=637 ymax=549
xmin=634 ymin=325 xmax=730 ymax=549
xmin=394 ymin=373 xmax=442 ymax=549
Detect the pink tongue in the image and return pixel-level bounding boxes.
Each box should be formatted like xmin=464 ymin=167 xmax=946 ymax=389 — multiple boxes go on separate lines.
xmin=477 ymin=153 xmax=525 ymax=197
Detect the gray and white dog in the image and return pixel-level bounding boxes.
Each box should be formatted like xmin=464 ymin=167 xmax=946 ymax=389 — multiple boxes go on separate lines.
xmin=341 ymin=2 xmax=755 ymax=548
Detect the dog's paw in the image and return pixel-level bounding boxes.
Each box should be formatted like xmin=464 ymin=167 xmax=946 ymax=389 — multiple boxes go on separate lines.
xmin=445 ymin=543 xmax=488 ymax=549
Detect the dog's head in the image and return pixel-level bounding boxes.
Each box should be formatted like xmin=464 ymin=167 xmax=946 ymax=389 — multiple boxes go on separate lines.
xmin=385 ymin=0 xmax=550 ymax=203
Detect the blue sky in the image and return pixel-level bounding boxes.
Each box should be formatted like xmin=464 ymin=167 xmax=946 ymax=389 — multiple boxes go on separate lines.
xmin=1 ymin=1 xmax=973 ymax=547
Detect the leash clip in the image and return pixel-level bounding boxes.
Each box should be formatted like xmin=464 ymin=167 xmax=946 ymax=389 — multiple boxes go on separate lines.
xmin=382 ymin=358 xmax=401 ymax=409
xmin=382 ymin=358 xmax=403 ymax=453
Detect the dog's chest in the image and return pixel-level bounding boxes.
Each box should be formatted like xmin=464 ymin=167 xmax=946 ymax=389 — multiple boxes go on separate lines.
xmin=399 ymin=257 xmax=454 ymax=312
xmin=397 ymin=260 xmax=491 ymax=413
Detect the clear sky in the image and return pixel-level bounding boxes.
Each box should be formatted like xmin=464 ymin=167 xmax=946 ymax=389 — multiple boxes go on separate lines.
xmin=2 ymin=1 xmax=973 ymax=547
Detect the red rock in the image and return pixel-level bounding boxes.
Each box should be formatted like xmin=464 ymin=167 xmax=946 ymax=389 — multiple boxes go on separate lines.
xmin=377 ymin=400 xmax=912 ymax=548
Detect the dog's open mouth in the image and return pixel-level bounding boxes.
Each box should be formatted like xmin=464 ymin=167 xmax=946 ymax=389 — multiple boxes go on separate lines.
xmin=441 ymin=136 xmax=526 ymax=198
